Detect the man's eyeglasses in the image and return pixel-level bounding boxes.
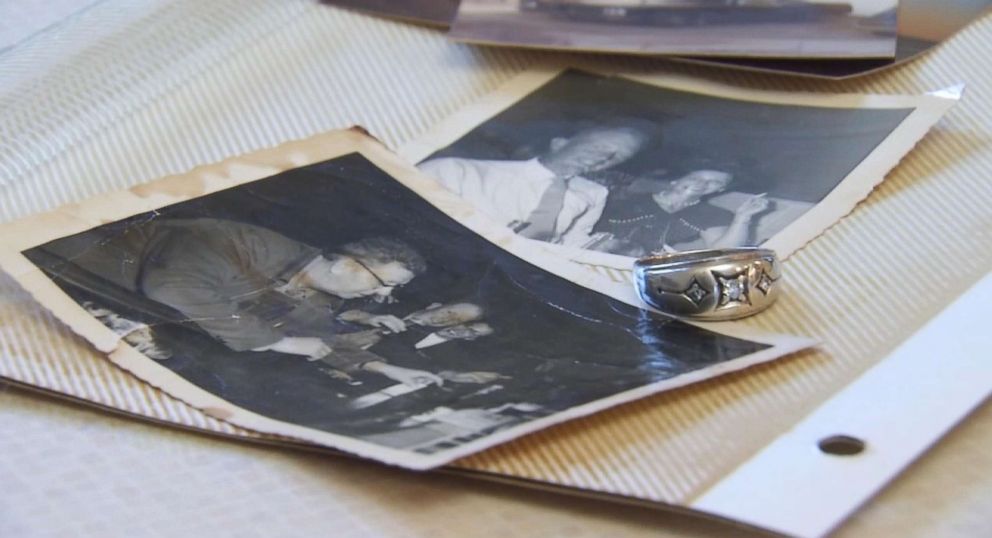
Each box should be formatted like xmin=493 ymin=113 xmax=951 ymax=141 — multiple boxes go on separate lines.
xmin=352 ymin=258 xmax=398 ymax=289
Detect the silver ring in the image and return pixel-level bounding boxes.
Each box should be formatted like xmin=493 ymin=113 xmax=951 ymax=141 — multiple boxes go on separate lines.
xmin=633 ymin=248 xmax=781 ymax=321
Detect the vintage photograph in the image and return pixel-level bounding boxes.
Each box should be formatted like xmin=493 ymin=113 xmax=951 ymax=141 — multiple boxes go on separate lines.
xmin=0 ymin=132 xmax=810 ymax=469
xmin=450 ymin=0 xmax=898 ymax=59
xmin=404 ymin=68 xmax=957 ymax=268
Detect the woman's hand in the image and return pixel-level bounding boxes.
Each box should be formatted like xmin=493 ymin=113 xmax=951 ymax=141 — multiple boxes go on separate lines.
xmin=438 ymin=371 xmax=510 ymax=384
xmin=253 ymin=336 xmax=331 ymax=360
xmin=329 ymin=330 xmax=382 ymax=350
xmin=364 ymin=361 xmax=443 ymax=388
xmin=366 ymin=315 xmax=407 ymax=333
xmin=733 ymin=194 xmax=770 ymax=221
xmin=705 ymin=194 xmax=771 ymax=249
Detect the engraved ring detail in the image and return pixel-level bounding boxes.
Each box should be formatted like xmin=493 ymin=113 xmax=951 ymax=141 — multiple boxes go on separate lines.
xmin=633 ymin=248 xmax=781 ymax=321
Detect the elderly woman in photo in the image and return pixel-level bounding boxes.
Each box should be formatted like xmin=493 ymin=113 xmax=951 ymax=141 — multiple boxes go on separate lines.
xmin=590 ymin=166 xmax=770 ymax=256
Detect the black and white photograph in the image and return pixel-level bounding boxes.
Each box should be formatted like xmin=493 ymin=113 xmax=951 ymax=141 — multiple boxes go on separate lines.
xmin=406 ymin=68 xmax=956 ymax=268
xmin=0 ymin=132 xmax=809 ymax=469
xmin=450 ymin=0 xmax=898 ymax=58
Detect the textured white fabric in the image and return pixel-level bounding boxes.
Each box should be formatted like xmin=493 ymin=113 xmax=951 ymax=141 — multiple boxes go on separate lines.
xmin=0 ymin=0 xmax=102 ymax=51
xmin=0 ymin=0 xmax=312 ymax=189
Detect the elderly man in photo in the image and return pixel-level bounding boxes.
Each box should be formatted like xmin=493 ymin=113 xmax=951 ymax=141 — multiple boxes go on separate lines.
xmin=136 ymin=217 xmax=443 ymax=388
xmin=418 ymin=120 xmax=654 ymax=247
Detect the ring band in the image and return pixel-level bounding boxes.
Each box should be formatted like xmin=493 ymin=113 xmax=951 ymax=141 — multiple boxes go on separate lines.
xmin=633 ymin=248 xmax=781 ymax=321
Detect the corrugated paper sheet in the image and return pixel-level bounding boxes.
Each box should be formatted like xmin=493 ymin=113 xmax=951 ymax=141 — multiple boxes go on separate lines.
xmin=1 ymin=0 xmax=989 ymax=513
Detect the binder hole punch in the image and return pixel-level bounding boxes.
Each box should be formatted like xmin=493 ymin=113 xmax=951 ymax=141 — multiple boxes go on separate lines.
xmin=818 ymin=435 xmax=866 ymax=456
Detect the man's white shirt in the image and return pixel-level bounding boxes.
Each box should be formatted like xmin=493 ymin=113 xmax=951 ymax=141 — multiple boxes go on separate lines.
xmin=418 ymin=157 xmax=608 ymax=247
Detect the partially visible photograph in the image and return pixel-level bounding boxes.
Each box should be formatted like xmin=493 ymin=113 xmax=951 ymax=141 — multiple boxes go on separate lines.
xmin=450 ymin=0 xmax=898 ymax=59
xmin=407 ymin=68 xmax=956 ymax=267
xmin=698 ymin=0 xmax=992 ymax=79
xmin=1 ymin=136 xmax=808 ymax=469
xmin=322 ymin=0 xmax=459 ymax=26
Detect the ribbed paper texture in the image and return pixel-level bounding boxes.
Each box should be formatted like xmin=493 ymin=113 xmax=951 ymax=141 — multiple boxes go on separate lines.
xmin=1 ymin=0 xmax=989 ymax=506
